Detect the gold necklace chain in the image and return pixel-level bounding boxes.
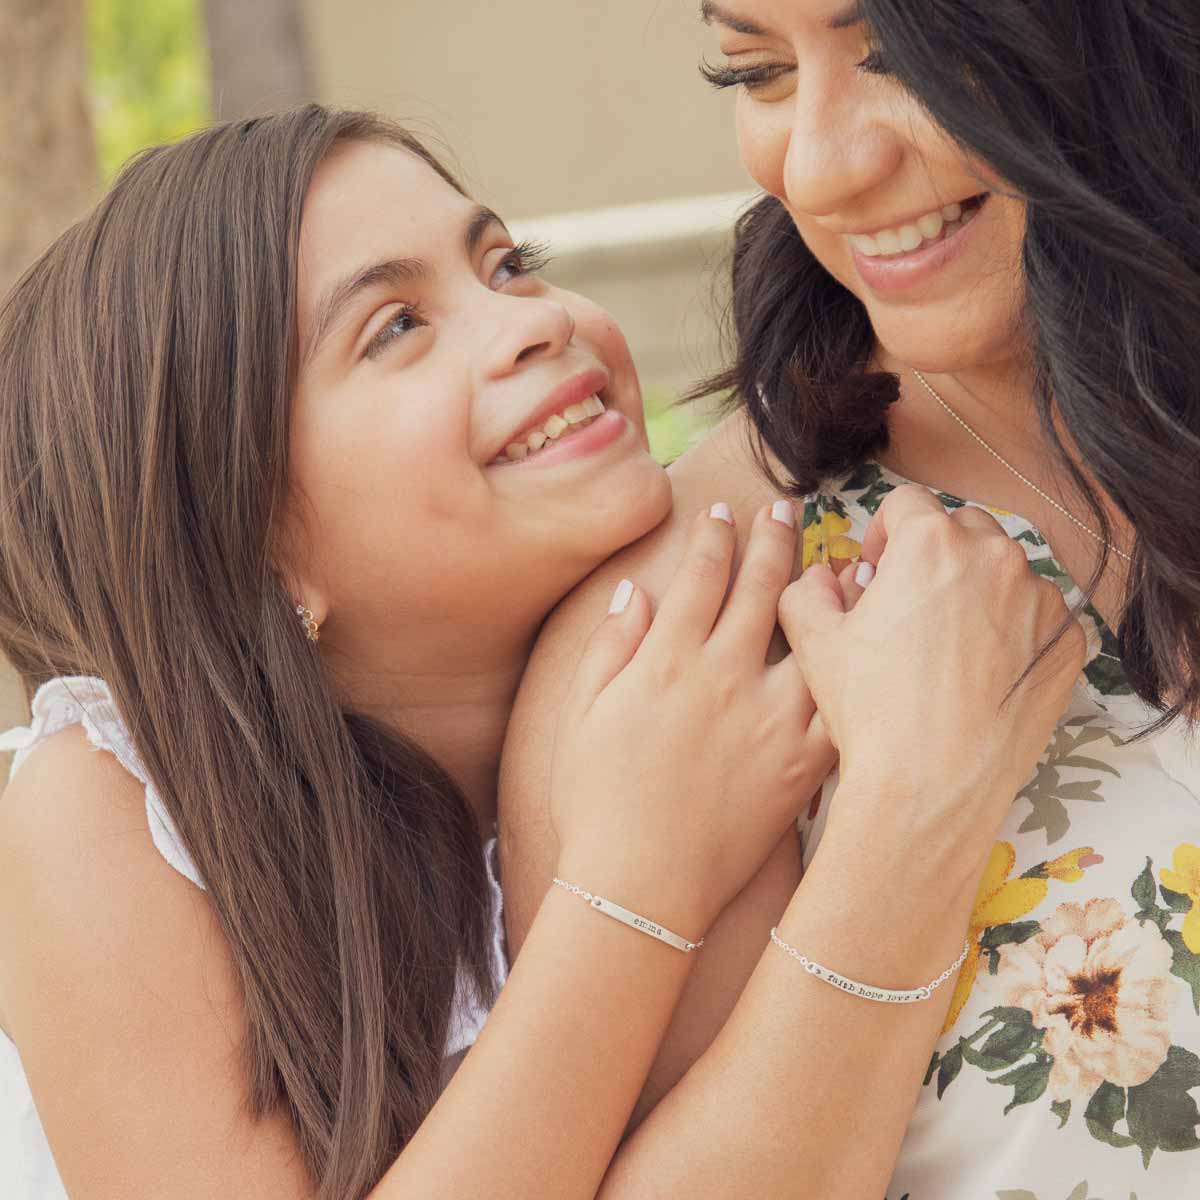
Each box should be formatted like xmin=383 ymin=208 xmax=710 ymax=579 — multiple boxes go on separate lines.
xmin=911 ymin=369 xmax=1133 ymax=565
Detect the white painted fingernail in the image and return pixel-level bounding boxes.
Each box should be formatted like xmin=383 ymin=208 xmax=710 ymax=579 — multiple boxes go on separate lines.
xmin=709 ymin=502 xmax=733 ymax=524
xmin=609 ymin=579 xmax=634 ymax=614
xmin=771 ymin=500 xmax=795 ymax=527
xmin=854 ymin=562 xmax=876 ymax=588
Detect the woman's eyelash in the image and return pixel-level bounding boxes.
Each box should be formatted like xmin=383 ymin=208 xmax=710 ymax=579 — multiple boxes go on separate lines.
xmin=699 ymin=50 xmax=891 ymax=92
xmin=857 ymin=48 xmax=892 ymax=76
xmin=699 ymin=59 xmax=791 ymax=92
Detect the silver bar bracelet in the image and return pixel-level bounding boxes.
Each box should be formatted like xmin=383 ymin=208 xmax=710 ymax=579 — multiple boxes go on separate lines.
xmin=552 ymin=878 xmax=704 ymax=953
xmin=770 ymin=927 xmax=971 ymax=1004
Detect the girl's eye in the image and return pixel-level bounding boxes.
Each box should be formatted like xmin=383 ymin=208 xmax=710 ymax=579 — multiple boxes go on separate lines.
xmin=365 ymin=303 xmax=428 ymax=360
xmin=491 ymin=239 xmax=552 ymax=287
xmin=699 ymin=59 xmax=794 ymax=94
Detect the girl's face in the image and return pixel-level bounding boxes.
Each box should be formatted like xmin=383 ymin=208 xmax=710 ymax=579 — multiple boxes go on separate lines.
xmin=286 ymin=141 xmax=670 ymax=663
xmin=703 ymin=0 xmax=1027 ymax=373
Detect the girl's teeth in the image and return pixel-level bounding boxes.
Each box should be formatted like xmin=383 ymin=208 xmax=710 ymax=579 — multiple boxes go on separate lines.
xmin=941 ymin=202 xmax=963 ymax=221
xmin=897 ymin=224 xmax=923 ymax=252
xmin=493 ymin=394 xmax=608 ymax=465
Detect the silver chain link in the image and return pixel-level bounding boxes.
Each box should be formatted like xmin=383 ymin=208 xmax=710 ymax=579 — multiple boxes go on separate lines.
xmin=912 ymin=369 xmax=1133 ymax=565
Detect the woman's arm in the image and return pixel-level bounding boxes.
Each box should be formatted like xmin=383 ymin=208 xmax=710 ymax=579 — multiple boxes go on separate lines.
xmin=504 ymin=481 xmax=1084 ymax=1199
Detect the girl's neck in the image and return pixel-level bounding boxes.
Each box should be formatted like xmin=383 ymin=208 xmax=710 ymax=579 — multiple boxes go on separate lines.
xmin=332 ymin=633 xmax=535 ymax=836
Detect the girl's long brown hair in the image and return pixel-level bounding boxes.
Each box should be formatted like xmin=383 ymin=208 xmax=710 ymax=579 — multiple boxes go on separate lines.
xmin=0 ymin=106 xmax=495 ymax=1198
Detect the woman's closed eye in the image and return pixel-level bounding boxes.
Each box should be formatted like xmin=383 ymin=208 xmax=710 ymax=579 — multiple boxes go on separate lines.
xmin=364 ymin=240 xmax=553 ymax=361
xmin=700 ymin=58 xmax=794 ymax=95
xmin=699 ymin=48 xmax=891 ymax=95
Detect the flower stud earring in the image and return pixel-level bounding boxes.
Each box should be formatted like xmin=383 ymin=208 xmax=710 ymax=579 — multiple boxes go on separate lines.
xmin=296 ymin=604 xmax=320 ymax=643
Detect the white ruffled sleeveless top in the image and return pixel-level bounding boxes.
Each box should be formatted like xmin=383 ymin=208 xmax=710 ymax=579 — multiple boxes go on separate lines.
xmin=0 ymin=676 xmax=508 ymax=1199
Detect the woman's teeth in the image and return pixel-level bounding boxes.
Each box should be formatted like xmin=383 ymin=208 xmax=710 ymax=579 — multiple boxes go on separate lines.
xmin=849 ymin=196 xmax=985 ymax=258
xmin=499 ymin=394 xmax=606 ymax=463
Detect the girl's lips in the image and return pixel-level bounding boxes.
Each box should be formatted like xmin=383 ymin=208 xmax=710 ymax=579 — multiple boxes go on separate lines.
xmin=487 ymin=408 xmax=630 ymax=472
xmin=850 ymin=196 xmax=990 ymax=295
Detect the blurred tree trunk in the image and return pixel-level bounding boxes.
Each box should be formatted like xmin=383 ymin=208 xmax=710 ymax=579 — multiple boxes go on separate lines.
xmin=0 ymin=0 xmax=96 ymax=763
xmin=0 ymin=0 xmax=98 ymax=298
xmin=204 ymin=0 xmax=312 ymax=120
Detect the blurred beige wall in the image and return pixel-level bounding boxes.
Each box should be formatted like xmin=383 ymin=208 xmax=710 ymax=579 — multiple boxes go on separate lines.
xmin=301 ymin=0 xmax=749 ymax=218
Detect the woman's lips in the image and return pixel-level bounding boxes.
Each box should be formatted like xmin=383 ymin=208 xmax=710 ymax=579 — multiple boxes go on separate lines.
xmin=850 ymin=194 xmax=990 ymax=295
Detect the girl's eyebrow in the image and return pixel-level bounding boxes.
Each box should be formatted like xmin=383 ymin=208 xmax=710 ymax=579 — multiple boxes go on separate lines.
xmin=700 ymin=1 xmax=865 ymax=34
xmin=303 ymin=206 xmax=508 ymax=362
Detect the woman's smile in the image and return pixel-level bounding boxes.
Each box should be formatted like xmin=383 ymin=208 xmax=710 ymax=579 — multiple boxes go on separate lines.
xmin=847 ymin=193 xmax=991 ymax=296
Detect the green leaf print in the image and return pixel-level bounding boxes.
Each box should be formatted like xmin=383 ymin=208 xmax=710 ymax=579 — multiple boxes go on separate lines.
xmin=1015 ymin=721 xmax=1121 ymax=845
xmin=1051 ymin=1099 xmax=1071 ymax=1128
xmin=996 ymin=1187 xmax=1139 ymax=1200
xmin=1162 ymin=930 xmax=1200 ymax=1014
xmin=1084 ymin=621 xmax=1134 ymax=696
xmin=1162 ymin=886 xmax=1194 ymax=915
xmin=1016 ymin=528 xmax=1049 ymax=549
xmin=1131 ymin=858 xmax=1200 ymax=1010
xmin=1123 ymin=1045 xmax=1200 ymax=1167
xmin=992 ymin=1056 xmax=1052 ymax=1115
xmin=1084 ymin=1048 xmax=1200 ymax=1167
xmin=936 ymin=1041 xmax=963 ymax=1098
xmin=1085 ymin=1081 xmax=1136 ymax=1150
xmin=842 ymin=462 xmax=883 ymax=493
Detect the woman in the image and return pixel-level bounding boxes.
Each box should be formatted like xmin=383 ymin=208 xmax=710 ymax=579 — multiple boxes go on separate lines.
xmin=503 ymin=1 xmax=1200 ymax=1197
xmin=0 ymin=103 xmax=1077 ymax=1199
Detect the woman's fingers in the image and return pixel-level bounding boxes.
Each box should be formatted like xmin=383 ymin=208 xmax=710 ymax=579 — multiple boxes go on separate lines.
xmin=838 ymin=560 xmax=868 ymax=610
xmin=566 ymin=580 xmax=653 ymax=715
xmin=858 ymin=483 xmax=957 ymax=569
xmin=711 ymin=501 xmax=799 ymax=661
xmin=642 ymin=505 xmax=737 ymax=657
xmin=777 ymin=562 xmax=846 ymax=664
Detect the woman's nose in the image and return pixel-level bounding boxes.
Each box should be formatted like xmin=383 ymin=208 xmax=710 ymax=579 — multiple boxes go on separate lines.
xmin=482 ymin=296 xmax=576 ymax=380
xmin=781 ymin=85 xmax=903 ymax=219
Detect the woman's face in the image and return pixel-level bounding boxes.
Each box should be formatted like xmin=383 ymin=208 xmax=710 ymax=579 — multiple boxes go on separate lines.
xmin=703 ymin=0 xmax=1027 ymax=373
xmin=286 ymin=140 xmax=670 ymax=664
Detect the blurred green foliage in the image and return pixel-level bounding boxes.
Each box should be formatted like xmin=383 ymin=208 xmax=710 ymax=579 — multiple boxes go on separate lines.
xmin=88 ymin=0 xmax=210 ymax=181
xmin=644 ymin=387 xmax=713 ymax=466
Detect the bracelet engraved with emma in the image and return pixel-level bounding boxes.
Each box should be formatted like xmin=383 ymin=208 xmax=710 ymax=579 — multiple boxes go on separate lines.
xmin=769 ymin=928 xmax=971 ymax=1004
xmin=552 ymin=878 xmax=705 ymax=953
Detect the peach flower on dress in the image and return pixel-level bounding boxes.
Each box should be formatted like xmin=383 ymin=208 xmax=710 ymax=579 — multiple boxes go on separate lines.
xmin=996 ymin=898 xmax=1176 ymax=1103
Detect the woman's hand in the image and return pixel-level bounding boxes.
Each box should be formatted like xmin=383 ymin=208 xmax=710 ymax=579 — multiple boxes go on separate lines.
xmin=779 ymin=485 xmax=1085 ymax=881
xmin=550 ymin=502 xmax=835 ymax=939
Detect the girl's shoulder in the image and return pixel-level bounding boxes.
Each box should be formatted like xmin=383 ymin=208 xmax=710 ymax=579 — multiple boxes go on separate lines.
xmin=0 ymin=676 xmax=202 ymax=889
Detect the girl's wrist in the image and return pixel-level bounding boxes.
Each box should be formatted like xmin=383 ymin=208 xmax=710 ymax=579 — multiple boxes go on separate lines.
xmin=551 ymin=849 xmax=714 ymax=947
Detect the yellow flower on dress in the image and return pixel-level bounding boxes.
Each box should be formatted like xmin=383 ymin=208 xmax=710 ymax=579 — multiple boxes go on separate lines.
xmin=1160 ymin=842 xmax=1200 ymax=953
xmin=941 ymin=841 xmax=1102 ymax=1033
xmin=801 ymin=511 xmax=863 ymax=570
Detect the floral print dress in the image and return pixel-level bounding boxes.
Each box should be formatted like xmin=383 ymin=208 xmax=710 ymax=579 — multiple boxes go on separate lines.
xmin=798 ymin=462 xmax=1200 ymax=1200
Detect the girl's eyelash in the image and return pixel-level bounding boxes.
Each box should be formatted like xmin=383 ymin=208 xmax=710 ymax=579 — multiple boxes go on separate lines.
xmin=365 ymin=301 xmax=428 ymax=360
xmin=364 ymin=240 xmax=553 ymax=360
xmin=506 ymin=238 xmax=553 ymax=276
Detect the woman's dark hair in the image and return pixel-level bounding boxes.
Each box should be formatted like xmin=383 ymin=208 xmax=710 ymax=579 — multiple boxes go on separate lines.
xmin=0 ymin=106 xmax=495 ymax=1197
xmin=701 ymin=1 xmax=1200 ymax=717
